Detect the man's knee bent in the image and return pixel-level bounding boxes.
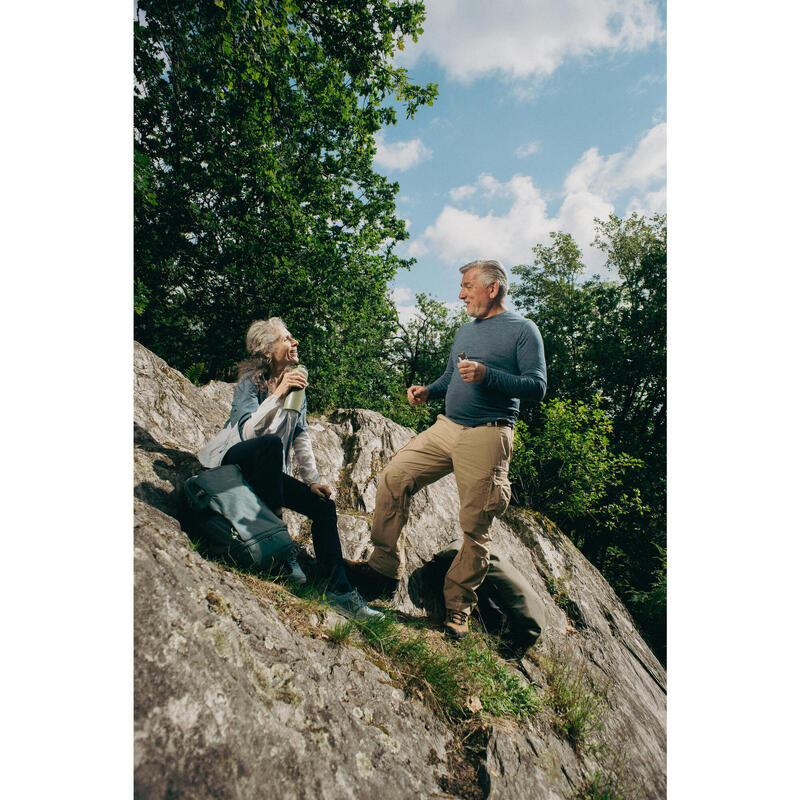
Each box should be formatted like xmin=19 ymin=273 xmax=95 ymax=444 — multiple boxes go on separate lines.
xmin=377 ymin=463 xmax=417 ymax=509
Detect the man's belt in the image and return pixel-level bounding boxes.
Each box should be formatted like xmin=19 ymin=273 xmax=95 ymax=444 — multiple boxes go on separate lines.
xmin=482 ymin=419 xmax=514 ymax=429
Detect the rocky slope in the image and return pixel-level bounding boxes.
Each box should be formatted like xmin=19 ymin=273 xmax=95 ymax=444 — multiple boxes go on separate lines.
xmin=134 ymin=342 xmax=666 ymax=799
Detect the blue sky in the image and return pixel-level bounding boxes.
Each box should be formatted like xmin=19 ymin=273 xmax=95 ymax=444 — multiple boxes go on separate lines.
xmin=372 ymin=0 xmax=667 ymax=321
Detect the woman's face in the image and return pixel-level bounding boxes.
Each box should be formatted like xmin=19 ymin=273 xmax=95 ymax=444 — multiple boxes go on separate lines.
xmin=270 ymin=328 xmax=299 ymax=371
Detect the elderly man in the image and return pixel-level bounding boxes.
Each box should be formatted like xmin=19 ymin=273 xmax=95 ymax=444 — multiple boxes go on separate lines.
xmin=347 ymin=259 xmax=547 ymax=639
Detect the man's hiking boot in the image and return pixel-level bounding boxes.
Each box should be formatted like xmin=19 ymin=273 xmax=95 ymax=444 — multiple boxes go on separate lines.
xmin=283 ymin=550 xmax=307 ymax=585
xmin=344 ymin=559 xmax=399 ymax=601
xmin=444 ymin=609 xmax=470 ymax=641
xmin=326 ymin=589 xmax=385 ymax=621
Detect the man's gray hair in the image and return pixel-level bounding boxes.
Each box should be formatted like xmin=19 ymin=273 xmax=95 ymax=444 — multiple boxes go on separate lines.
xmin=460 ymin=259 xmax=508 ymax=298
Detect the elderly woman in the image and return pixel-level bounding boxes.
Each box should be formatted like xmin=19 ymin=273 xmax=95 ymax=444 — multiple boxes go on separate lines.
xmin=198 ymin=318 xmax=382 ymax=621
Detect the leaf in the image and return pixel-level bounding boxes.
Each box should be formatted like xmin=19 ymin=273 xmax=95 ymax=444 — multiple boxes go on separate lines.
xmin=466 ymin=695 xmax=482 ymax=713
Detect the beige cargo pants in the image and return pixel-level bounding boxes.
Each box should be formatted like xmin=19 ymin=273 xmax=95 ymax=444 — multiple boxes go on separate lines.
xmin=368 ymin=415 xmax=513 ymax=612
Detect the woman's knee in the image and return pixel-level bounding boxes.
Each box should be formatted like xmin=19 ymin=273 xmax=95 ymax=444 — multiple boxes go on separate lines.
xmin=311 ymin=496 xmax=337 ymax=524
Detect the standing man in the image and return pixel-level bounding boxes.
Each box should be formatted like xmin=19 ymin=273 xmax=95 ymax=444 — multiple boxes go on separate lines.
xmin=347 ymin=260 xmax=547 ymax=639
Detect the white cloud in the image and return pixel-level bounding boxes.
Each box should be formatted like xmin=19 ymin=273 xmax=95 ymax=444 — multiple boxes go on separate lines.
xmin=409 ymin=123 xmax=665 ymax=272
xmin=391 ymin=287 xmax=420 ymax=324
xmin=625 ymin=185 xmax=666 ymax=217
xmin=564 ymin=122 xmax=665 ymax=196
xmin=515 ymin=140 xmax=541 ymax=158
xmin=391 ymin=287 xmax=414 ymax=304
xmin=374 ymin=132 xmax=432 ymax=171
xmin=449 ymin=185 xmax=477 ymax=202
xmin=398 ymin=0 xmax=664 ymax=82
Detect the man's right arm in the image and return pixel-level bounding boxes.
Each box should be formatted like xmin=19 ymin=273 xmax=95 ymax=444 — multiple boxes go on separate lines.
xmin=406 ymin=347 xmax=455 ymax=406
xmin=425 ymin=348 xmax=456 ymax=400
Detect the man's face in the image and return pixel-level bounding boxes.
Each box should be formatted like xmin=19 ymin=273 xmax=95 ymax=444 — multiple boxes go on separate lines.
xmin=459 ymin=268 xmax=497 ymax=318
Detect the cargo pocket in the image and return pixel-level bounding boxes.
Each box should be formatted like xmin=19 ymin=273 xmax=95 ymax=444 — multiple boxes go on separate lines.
xmin=484 ymin=466 xmax=512 ymax=517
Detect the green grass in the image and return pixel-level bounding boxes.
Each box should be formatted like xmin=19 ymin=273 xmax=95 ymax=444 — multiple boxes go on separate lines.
xmin=575 ymin=770 xmax=628 ymax=800
xmin=233 ymin=568 xmax=539 ymax=725
xmin=328 ymin=619 xmax=356 ymax=644
xmin=351 ymin=612 xmax=540 ymax=723
xmin=539 ymin=645 xmax=609 ymax=746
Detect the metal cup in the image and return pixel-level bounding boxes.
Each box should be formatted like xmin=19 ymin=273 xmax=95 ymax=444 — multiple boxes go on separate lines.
xmin=282 ymin=365 xmax=308 ymax=412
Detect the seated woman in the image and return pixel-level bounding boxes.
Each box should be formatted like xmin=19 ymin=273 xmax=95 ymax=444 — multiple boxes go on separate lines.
xmin=198 ymin=318 xmax=383 ymax=621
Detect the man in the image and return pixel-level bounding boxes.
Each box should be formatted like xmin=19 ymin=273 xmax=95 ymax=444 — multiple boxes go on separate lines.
xmin=348 ymin=260 xmax=547 ymax=640
xmin=350 ymin=261 xmax=547 ymax=639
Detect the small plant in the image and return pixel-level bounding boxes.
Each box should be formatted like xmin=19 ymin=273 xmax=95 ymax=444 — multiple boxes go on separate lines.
xmin=575 ymin=770 xmax=628 ymax=800
xmin=327 ymin=619 xmax=356 ymax=644
xmin=540 ymin=645 xmax=609 ymax=746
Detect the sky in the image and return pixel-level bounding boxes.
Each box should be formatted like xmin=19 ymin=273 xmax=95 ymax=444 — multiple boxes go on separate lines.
xmin=373 ymin=0 xmax=667 ymax=321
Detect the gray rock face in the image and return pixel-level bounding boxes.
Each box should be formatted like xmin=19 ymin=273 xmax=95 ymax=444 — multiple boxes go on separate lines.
xmin=134 ymin=342 xmax=666 ymax=799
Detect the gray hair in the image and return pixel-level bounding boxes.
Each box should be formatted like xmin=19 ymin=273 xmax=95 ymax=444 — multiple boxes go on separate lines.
xmin=245 ymin=317 xmax=287 ymax=357
xmin=460 ymin=259 xmax=508 ymax=298
xmin=238 ymin=317 xmax=289 ymax=388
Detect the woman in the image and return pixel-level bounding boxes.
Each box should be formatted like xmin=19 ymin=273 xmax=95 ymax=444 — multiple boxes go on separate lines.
xmin=198 ymin=318 xmax=383 ymax=621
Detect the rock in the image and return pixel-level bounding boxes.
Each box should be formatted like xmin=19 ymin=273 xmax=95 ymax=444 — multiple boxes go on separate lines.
xmin=134 ymin=342 xmax=666 ymax=799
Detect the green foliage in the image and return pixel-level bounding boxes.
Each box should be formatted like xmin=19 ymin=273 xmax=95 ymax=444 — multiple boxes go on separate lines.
xmin=134 ymin=0 xmax=437 ymax=393
xmin=510 ymin=396 xmax=645 ymax=542
xmin=510 ymin=214 xmax=666 ymax=663
xmin=385 ymin=293 xmax=468 ymax=429
xmin=626 ymin=543 xmax=666 ymax=656
xmin=576 ymin=771 xmax=628 ymax=800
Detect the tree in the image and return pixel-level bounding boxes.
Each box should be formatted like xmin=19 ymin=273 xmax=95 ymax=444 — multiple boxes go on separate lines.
xmin=510 ymin=214 xmax=666 ymax=663
xmin=383 ymin=294 xmax=468 ymax=429
xmin=134 ymin=0 xmax=437 ymax=407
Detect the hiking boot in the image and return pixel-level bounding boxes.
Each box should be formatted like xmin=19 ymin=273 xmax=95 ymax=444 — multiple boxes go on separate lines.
xmin=444 ymin=609 xmax=470 ymax=641
xmin=326 ymin=589 xmax=385 ymax=621
xmin=283 ymin=550 xmax=307 ymax=585
xmin=344 ymin=559 xmax=399 ymax=601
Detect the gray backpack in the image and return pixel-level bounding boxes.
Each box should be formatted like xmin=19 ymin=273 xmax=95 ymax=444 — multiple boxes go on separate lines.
xmin=183 ymin=465 xmax=293 ymax=569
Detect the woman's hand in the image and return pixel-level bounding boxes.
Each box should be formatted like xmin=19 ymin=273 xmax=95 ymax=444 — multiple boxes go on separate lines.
xmin=310 ymin=483 xmax=332 ymax=499
xmin=273 ymin=368 xmax=308 ymax=398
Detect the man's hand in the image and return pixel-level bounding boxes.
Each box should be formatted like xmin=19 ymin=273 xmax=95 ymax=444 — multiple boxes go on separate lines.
xmin=407 ymin=385 xmax=430 ymax=406
xmin=310 ymin=483 xmax=332 ymax=499
xmin=457 ymin=359 xmax=486 ymax=384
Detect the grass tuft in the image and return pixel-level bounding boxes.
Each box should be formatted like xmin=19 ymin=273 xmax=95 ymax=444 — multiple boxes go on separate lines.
xmin=539 ymin=644 xmax=609 ymax=746
xmin=575 ymin=770 xmax=628 ymax=800
xmin=354 ymin=613 xmax=539 ymax=724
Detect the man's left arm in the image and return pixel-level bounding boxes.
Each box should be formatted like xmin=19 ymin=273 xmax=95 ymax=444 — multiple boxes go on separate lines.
xmin=481 ymin=323 xmax=547 ymax=402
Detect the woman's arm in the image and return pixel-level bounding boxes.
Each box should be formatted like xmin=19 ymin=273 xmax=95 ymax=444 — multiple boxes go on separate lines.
xmin=291 ymin=430 xmax=322 ymax=485
xmin=240 ymin=394 xmax=283 ymax=439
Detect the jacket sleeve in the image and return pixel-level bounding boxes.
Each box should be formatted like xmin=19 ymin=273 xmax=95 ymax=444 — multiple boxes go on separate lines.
xmin=289 ymin=398 xmax=321 ymax=484
xmin=291 ymin=430 xmax=321 ymax=485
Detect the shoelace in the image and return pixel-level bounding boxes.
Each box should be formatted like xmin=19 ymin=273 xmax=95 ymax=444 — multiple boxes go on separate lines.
xmin=447 ymin=610 xmax=468 ymax=625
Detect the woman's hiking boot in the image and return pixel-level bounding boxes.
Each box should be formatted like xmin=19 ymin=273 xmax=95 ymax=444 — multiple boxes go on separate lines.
xmin=444 ymin=609 xmax=470 ymax=641
xmin=283 ymin=550 xmax=307 ymax=585
xmin=326 ymin=589 xmax=385 ymax=621
xmin=344 ymin=559 xmax=399 ymax=601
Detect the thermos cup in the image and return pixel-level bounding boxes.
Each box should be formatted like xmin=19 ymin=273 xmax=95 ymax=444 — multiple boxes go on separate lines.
xmin=283 ymin=365 xmax=308 ymax=412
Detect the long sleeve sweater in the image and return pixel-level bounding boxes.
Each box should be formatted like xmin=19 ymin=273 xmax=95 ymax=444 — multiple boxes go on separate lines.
xmin=426 ymin=311 xmax=547 ymax=426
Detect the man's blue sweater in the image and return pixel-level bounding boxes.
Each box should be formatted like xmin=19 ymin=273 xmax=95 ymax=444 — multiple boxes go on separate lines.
xmin=426 ymin=311 xmax=547 ymax=426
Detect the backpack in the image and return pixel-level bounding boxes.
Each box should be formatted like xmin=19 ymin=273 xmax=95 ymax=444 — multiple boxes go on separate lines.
xmin=183 ymin=464 xmax=294 ymax=570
